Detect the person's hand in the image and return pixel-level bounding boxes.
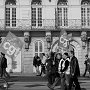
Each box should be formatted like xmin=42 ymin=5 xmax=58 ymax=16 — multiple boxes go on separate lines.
xmin=72 ymin=73 xmax=74 ymax=76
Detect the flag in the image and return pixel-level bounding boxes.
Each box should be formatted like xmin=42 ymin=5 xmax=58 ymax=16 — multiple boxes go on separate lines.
xmin=0 ymin=32 xmax=23 ymax=58
xmin=59 ymin=30 xmax=72 ymax=52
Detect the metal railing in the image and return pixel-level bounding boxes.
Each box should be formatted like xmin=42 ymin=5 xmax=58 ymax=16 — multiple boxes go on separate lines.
xmin=0 ymin=19 xmax=90 ymax=30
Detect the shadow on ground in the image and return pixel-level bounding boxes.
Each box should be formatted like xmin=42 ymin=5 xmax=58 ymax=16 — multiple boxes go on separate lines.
xmin=7 ymin=76 xmax=47 ymax=82
xmin=25 ymin=84 xmax=45 ymax=88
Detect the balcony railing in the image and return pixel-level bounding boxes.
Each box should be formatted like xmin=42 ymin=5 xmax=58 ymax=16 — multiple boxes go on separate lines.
xmin=0 ymin=19 xmax=90 ymax=31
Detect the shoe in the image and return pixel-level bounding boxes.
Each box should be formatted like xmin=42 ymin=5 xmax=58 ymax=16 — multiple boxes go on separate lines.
xmin=47 ymin=83 xmax=54 ymax=90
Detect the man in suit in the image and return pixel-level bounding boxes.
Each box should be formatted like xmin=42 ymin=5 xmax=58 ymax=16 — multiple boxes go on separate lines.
xmin=68 ymin=50 xmax=81 ymax=90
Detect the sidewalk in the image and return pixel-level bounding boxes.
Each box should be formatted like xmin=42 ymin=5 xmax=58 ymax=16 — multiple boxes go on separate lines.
xmin=6 ymin=73 xmax=90 ymax=90
xmin=10 ymin=72 xmax=90 ymax=79
xmin=10 ymin=72 xmax=36 ymax=76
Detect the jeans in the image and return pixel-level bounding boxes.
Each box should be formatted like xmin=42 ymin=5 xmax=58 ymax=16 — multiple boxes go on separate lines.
xmin=61 ymin=73 xmax=66 ymax=90
xmin=65 ymin=74 xmax=70 ymax=90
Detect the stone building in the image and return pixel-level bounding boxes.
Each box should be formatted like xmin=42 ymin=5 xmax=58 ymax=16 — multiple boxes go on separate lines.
xmin=0 ymin=0 xmax=90 ymax=74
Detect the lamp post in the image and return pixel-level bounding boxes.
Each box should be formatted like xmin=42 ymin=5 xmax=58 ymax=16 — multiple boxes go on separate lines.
xmin=81 ymin=31 xmax=87 ymax=49
xmin=46 ymin=31 xmax=51 ymax=51
xmin=24 ymin=32 xmax=30 ymax=51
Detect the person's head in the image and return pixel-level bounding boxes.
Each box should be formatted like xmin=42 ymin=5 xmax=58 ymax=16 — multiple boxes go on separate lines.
xmin=1 ymin=52 xmax=5 ymax=57
xmin=35 ymin=53 xmax=38 ymax=57
xmin=63 ymin=52 xmax=68 ymax=59
xmin=85 ymin=54 xmax=88 ymax=59
xmin=56 ymin=53 xmax=62 ymax=60
xmin=42 ymin=53 xmax=45 ymax=56
xmin=68 ymin=50 xmax=74 ymax=57
xmin=45 ymin=53 xmax=49 ymax=59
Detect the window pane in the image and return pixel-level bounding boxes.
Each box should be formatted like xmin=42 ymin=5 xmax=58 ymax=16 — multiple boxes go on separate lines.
xmin=35 ymin=42 xmax=38 ymax=52
xmin=39 ymin=42 xmax=42 ymax=52
xmin=32 ymin=8 xmax=36 ymax=26
xmin=5 ymin=8 xmax=10 ymax=26
xmin=12 ymin=8 xmax=16 ymax=27
xmin=63 ymin=8 xmax=68 ymax=26
xmin=38 ymin=8 xmax=42 ymax=27
xmin=87 ymin=8 xmax=90 ymax=26
xmin=34 ymin=41 xmax=43 ymax=57
xmin=81 ymin=7 xmax=86 ymax=26
xmin=58 ymin=8 xmax=62 ymax=26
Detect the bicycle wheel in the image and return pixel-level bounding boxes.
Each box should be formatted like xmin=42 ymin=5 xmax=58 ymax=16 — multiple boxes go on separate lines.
xmin=0 ymin=78 xmax=8 ymax=90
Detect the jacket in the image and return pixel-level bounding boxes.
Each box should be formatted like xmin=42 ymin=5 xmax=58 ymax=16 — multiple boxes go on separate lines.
xmin=70 ymin=56 xmax=80 ymax=77
xmin=1 ymin=57 xmax=7 ymax=68
xmin=58 ymin=58 xmax=69 ymax=74
xmin=33 ymin=56 xmax=41 ymax=67
xmin=46 ymin=58 xmax=56 ymax=74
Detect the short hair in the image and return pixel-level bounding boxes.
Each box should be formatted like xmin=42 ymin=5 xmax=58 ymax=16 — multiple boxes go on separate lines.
xmin=56 ymin=53 xmax=62 ymax=59
xmin=70 ymin=51 xmax=74 ymax=55
xmin=42 ymin=53 xmax=45 ymax=56
xmin=64 ymin=52 xmax=68 ymax=57
xmin=1 ymin=52 xmax=5 ymax=56
xmin=85 ymin=54 xmax=88 ymax=57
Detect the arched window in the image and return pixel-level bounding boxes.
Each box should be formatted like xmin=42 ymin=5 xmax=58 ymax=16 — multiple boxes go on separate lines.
xmin=5 ymin=0 xmax=16 ymax=27
xmin=34 ymin=40 xmax=44 ymax=58
xmin=57 ymin=0 xmax=68 ymax=28
xmin=81 ymin=0 xmax=90 ymax=27
xmin=31 ymin=0 xmax=42 ymax=28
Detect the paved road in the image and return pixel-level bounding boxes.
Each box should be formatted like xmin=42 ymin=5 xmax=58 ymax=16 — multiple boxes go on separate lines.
xmin=4 ymin=76 xmax=90 ymax=90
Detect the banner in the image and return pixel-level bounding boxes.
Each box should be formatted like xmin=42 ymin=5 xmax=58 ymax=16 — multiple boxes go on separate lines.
xmin=0 ymin=32 xmax=23 ymax=58
xmin=59 ymin=30 xmax=72 ymax=52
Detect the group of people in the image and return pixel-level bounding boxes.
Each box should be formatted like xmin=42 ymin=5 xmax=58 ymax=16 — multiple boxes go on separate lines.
xmin=33 ymin=53 xmax=46 ymax=76
xmin=33 ymin=49 xmax=81 ymax=90
xmin=0 ymin=52 xmax=10 ymax=78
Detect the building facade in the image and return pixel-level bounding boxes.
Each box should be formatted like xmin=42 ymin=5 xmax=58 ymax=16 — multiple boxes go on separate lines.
xmin=0 ymin=0 xmax=90 ymax=74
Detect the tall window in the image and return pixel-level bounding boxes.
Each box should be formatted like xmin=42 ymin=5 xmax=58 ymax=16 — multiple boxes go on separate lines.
xmin=57 ymin=1 xmax=68 ymax=27
xmin=5 ymin=0 xmax=16 ymax=27
xmin=34 ymin=40 xmax=43 ymax=58
xmin=81 ymin=7 xmax=90 ymax=27
xmin=31 ymin=7 xmax=42 ymax=27
xmin=81 ymin=0 xmax=90 ymax=27
xmin=31 ymin=0 xmax=42 ymax=28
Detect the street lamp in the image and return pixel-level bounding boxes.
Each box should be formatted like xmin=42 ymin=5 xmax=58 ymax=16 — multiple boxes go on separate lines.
xmin=81 ymin=31 xmax=87 ymax=49
xmin=24 ymin=32 xmax=30 ymax=51
xmin=46 ymin=31 xmax=51 ymax=51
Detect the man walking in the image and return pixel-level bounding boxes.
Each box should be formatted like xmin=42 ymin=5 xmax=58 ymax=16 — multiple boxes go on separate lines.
xmin=1 ymin=52 xmax=10 ymax=78
xmin=68 ymin=50 xmax=81 ymax=90
xmin=83 ymin=54 xmax=90 ymax=77
xmin=58 ymin=52 xmax=70 ymax=90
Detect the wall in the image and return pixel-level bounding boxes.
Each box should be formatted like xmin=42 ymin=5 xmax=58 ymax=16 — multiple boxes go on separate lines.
xmin=0 ymin=0 xmax=5 ymax=30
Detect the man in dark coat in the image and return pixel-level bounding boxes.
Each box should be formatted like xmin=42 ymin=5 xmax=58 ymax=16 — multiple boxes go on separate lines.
xmin=1 ymin=52 xmax=10 ymax=78
xmin=33 ymin=54 xmax=41 ymax=76
xmin=83 ymin=54 xmax=90 ymax=77
xmin=68 ymin=50 xmax=81 ymax=90
xmin=46 ymin=52 xmax=56 ymax=89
